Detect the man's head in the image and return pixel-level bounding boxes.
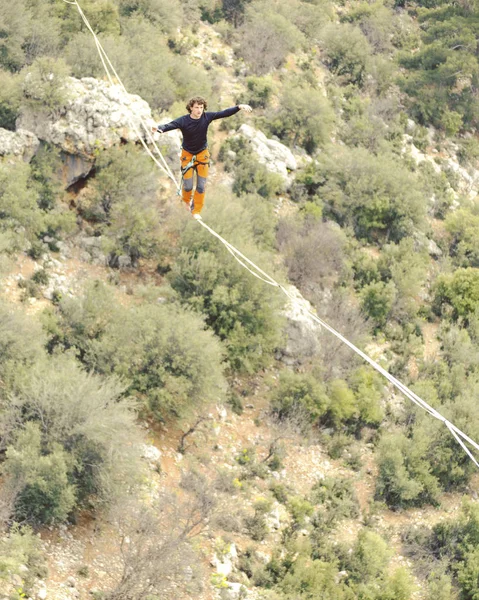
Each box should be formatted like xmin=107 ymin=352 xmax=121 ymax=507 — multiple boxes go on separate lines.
xmin=186 ymin=96 xmax=207 ymax=117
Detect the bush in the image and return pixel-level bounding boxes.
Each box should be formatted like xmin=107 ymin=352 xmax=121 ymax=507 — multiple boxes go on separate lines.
xmin=444 ymin=208 xmax=479 ymax=268
xmin=348 ymin=529 xmax=391 ymax=583
xmin=0 ymin=70 xmax=21 ymax=130
xmin=375 ymin=431 xmax=441 ymax=508
xmin=433 ymin=268 xmax=479 ymax=322
xmin=266 ymin=81 xmax=334 ymax=153
xmin=21 ymin=57 xmax=71 ymax=113
xmin=360 ymin=280 xmax=397 ymax=328
xmin=81 ymin=145 xmax=162 ymax=264
xmin=45 ymin=282 xmax=226 ymax=420
xmin=280 ymin=557 xmax=349 ymax=599
xmin=0 ymin=161 xmax=45 ymax=250
xmin=320 ymin=23 xmax=372 ymax=85
xmin=277 ymin=218 xmax=347 ymax=296
xmin=307 ymin=146 xmax=426 ymax=243
xmin=0 ymin=299 xmax=46 ymax=396
xmin=270 ymin=370 xmax=329 ymax=423
xmin=87 ymin=302 xmax=226 ymax=419
xmin=4 ymin=423 xmax=76 ymax=524
xmin=239 ymin=75 xmax=275 ymax=109
xmin=311 ymin=476 xmax=360 ymax=524
xmin=1 ymin=354 xmax=145 ymax=517
xmin=0 ymin=524 xmax=45 ymax=594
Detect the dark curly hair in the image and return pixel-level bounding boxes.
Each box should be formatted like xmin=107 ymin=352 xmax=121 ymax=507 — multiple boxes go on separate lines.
xmin=186 ymin=96 xmax=208 ymax=113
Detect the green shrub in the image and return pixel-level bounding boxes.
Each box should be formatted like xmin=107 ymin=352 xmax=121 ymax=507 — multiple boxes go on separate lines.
xmin=348 ymin=529 xmax=391 ymax=583
xmin=311 ymin=146 xmax=426 ymax=243
xmin=1 ymin=354 xmax=144 ymax=515
xmin=4 ymin=423 xmax=76 ymax=524
xmin=360 ymin=280 xmax=397 ymax=328
xmin=0 ymin=524 xmax=45 ymax=593
xmin=0 ymin=70 xmax=21 ymax=130
xmin=270 ymin=369 xmax=329 ymax=423
xmin=288 ymin=496 xmax=314 ymax=526
xmin=281 ymin=556 xmax=349 ymax=599
xmin=375 ymin=431 xmax=441 ymax=508
xmin=433 ymin=268 xmax=479 ymax=322
xmin=21 ymin=57 xmax=71 ymax=113
xmin=240 ymin=75 xmax=275 ymax=108
xmin=320 ymin=23 xmax=372 ymax=85
xmin=0 ymin=161 xmax=45 ymax=250
xmin=444 ymin=208 xmax=479 ymax=268
xmin=266 ymin=81 xmax=334 ymax=153
xmin=0 ymin=299 xmax=46 ymax=394
xmin=244 ymin=498 xmax=272 ymax=541
xmin=349 ymin=366 xmax=384 ymax=425
xmin=311 ymin=476 xmax=360 ymax=523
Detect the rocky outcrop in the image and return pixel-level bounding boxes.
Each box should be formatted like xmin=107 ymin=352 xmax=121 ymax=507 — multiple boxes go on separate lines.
xmin=17 ymin=77 xmax=153 ymax=157
xmin=278 ymin=285 xmax=322 ymax=365
xmin=0 ymin=127 xmax=40 ymax=162
xmin=16 ymin=76 xmax=163 ymax=185
xmin=232 ymin=124 xmax=297 ymax=184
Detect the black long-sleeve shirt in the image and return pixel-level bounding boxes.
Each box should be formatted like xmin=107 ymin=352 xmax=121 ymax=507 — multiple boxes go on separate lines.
xmin=157 ymin=106 xmax=240 ymax=153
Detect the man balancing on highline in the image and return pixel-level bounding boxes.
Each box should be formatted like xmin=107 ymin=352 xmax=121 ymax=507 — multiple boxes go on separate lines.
xmin=152 ymin=97 xmax=252 ymax=219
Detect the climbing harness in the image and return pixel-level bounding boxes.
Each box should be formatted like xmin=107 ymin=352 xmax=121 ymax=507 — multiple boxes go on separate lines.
xmin=179 ymin=153 xmax=210 ymax=195
xmin=64 ymin=0 xmax=479 ymax=469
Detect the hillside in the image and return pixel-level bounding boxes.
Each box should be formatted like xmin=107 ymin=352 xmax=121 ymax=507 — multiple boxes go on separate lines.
xmin=1 ymin=1 xmax=479 ymax=599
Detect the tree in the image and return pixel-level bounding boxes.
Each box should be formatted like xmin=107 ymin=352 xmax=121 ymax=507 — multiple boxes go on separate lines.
xmin=0 ymin=161 xmax=45 ymax=251
xmin=87 ymin=302 xmax=226 ymax=419
xmin=106 ymin=471 xmax=216 ymax=600
xmin=270 ymin=369 xmax=329 ymax=423
xmin=307 ymin=146 xmax=426 ymax=243
xmin=237 ymin=8 xmax=304 ymax=74
xmin=223 ymin=0 xmax=251 ymax=27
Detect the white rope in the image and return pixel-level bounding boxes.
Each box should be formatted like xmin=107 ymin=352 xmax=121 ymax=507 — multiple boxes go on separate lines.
xmin=64 ymin=0 xmax=479 ymax=468
xmin=197 ymin=216 xmax=479 ymax=463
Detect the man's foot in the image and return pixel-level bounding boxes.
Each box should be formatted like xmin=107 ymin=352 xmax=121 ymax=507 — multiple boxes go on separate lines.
xmin=193 ymin=214 xmax=202 ymax=220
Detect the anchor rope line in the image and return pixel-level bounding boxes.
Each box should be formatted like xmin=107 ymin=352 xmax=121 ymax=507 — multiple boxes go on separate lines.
xmin=65 ymin=0 xmax=479 ymax=468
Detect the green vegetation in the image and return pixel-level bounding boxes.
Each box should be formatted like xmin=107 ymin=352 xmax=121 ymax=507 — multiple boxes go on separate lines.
xmin=0 ymin=0 xmax=478 ymax=598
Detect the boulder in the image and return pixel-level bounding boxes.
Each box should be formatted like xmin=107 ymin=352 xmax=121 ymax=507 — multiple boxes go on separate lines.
xmin=17 ymin=77 xmax=154 ymax=158
xmin=16 ymin=76 xmax=164 ymax=185
xmin=278 ymin=285 xmax=322 ymax=365
xmin=233 ymin=124 xmax=297 ymax=184
xmin=0 ymin=127 xmax=40 ymax=162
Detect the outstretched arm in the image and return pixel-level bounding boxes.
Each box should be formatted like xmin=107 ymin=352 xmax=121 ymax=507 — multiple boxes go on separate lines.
xmin=238 ymin=104 xmax=252 ymax=113
xmin=150 ymin=119 xmax=182 ymax=134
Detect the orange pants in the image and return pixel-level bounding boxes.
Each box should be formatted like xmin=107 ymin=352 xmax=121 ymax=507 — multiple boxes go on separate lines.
xmin=180 ymin=148 xmax=210 ymax=215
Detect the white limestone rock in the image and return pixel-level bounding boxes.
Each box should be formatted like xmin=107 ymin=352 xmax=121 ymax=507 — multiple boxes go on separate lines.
xmin=0 ymin=127 xmax=40 ymax=162
xmin=233 ymin=124 xmax=297 ymax=185
xmin=17 ymin=77 xmax=154 ymax=158
xmin=278 ymin=285 xmax=322 ymax=365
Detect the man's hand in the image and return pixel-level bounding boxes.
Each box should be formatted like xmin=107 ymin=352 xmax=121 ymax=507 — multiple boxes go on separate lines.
xmin=151 ymin=126 xmax=163 ymax=134
xmin=238 ymin=104 xmax=253 ymax=113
